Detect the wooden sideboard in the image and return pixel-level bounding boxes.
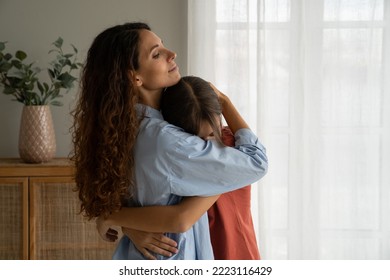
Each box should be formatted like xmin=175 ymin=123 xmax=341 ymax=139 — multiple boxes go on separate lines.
xmin=0 ymin=158 xmax=118 ymax=260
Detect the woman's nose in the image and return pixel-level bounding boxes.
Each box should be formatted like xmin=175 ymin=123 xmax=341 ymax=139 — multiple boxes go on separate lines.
xmin=167 ymin=49 xmax=176 ymax=62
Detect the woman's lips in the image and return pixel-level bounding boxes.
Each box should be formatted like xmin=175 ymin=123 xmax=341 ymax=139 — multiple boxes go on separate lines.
xmin=169 ymin=65 xmax=178 ymax=73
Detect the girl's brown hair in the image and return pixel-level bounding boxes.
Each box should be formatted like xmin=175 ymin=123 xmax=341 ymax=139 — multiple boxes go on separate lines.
xmin=161 ymin=76 xmax=223 ymax=144
xmin=71 ymin=22 xmax=150 ymax=219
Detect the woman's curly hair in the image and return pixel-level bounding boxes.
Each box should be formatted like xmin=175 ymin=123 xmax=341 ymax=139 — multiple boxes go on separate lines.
xmin=70 ymin=22 xmax=150 ymax=219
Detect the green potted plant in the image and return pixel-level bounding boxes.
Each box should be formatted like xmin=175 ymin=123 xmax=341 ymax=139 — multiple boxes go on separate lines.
xmin=0 ymin=37 xmax=83 ymax=163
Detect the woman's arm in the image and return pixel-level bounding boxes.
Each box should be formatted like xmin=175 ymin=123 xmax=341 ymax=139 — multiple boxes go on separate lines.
xmin=101 ymin=195 xmax=220 ymax=233
xmin=103 ymin=86 xmax=247 ymax=233
xmin=209 ymin=83 xmax=249 ymax=133
xmin=96 ymin=195 xmax=219 ymax=259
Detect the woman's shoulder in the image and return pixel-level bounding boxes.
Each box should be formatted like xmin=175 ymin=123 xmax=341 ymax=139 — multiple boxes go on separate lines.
xmin=141 ymin=117 xmax=204 ymax=148
xmin=160 ymin=123 xmax=206 ymax=149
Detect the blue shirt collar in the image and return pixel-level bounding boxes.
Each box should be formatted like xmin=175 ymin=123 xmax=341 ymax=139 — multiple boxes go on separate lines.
xmin=136 ymin=103 xmax=163 ymax=120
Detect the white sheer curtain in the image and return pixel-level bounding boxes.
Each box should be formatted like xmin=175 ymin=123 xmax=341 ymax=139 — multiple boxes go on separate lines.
xmin=188 ymin=0 xmax=390 ymax=259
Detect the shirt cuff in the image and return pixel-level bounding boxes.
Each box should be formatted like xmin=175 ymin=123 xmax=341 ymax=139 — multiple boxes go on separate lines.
xmin=234 ymin=128 xmax=258 ymax=145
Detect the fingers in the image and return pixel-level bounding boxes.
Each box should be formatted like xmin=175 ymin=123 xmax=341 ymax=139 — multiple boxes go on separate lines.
xmin=105 ymin=229 xmax=118 ymax=242
xmin=140 ymin=234 xmax=178 ymax=257
xmin=209 ymin=82 xmax=219 ymax=96
xmin=107 ymin=228 xmax=118 ymax=235
xmin=96 ymin=216 xmax=117 ymax=242
xmin=139 ymin=248 xmax=157 ymax=260
xmin=152 ymin=235 xmax=178 ymax=255
xmin=209 ymin=82 xmax=227 ymax=106
xmin=156 ymin=234 xmax=178 ymax=248
xmin=122 ymin=228 xmax=179 ymax=259
xmin=146 ymin=243 xmax=176 ymax=258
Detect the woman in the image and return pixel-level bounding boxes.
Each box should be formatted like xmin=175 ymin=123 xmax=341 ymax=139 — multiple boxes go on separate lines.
xmin=72 ymin=22 xmax=267 ymax=260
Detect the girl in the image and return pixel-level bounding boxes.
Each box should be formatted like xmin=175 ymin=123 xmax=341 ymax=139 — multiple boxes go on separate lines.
xmin=160 ymin=76 xmax=261 ymax=259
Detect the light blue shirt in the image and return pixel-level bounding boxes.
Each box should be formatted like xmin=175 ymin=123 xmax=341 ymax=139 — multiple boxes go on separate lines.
xmin=112 ymin=104 xmax=268 ymax=260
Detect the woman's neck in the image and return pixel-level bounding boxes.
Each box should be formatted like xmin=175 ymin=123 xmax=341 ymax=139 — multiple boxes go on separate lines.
xmin=138 ymin=88 xmax=162 ymax=110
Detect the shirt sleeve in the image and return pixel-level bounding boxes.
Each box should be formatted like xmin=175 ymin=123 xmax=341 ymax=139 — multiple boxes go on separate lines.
xmin=160 ymin=126 xmax=268 ymax=197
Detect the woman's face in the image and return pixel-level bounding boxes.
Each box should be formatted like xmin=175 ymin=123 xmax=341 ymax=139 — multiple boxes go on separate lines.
xmin=134 ymin=30 xmax=181 ymax=91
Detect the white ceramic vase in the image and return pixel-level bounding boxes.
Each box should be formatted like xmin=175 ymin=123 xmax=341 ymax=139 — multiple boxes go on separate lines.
xmin=18 ymin=105 xmax=56 ymax=163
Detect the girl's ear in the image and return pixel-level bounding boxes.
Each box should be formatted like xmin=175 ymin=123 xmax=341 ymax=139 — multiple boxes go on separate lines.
xmin=128 ymin=71 xmax=143 ymax=87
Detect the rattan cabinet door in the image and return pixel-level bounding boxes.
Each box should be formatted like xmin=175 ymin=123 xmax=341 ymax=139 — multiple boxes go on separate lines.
xmin=0 ymin=178 xmax=28 ymax=259
xmin=29 ymin=177 xmax=118 ymax=259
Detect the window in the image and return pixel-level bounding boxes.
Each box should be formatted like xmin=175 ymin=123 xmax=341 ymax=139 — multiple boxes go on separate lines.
xmin=189 ymin=0 xmax=390 ymax=259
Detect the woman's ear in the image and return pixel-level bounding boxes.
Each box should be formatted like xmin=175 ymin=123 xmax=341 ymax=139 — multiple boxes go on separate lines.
xmin=128 ymin=71 xmax=143 ymax=87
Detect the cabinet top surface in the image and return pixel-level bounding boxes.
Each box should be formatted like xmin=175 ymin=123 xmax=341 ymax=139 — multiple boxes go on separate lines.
xmin=0 ymin=158 xmax=72 ymax=167
xmin=0 ymin=158 xmax=74 ymax=177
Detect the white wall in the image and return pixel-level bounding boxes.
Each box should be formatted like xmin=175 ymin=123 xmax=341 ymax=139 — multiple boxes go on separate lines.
xmin=0 ymin=0 xmax=187 ymax=158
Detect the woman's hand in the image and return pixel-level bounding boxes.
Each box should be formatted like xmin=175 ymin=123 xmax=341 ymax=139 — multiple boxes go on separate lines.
xmin=209 ymin=82 xmax=228 ymax=107
xmin=209 ymin=82 xmax=249 ymax=133
xmin=122 ymin=227 xmax=178 ymax=260
xmin=96 ymin=216 xmax=119 ymax=242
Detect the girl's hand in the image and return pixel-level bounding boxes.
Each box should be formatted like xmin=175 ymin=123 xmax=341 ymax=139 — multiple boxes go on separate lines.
xmin=96 ymin=216 xmax=119 ymax=242
xmin=122 ymin=227 xmax=178 ymax=260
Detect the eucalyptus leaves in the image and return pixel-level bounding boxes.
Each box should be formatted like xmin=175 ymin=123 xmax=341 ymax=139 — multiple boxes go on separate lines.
xmin=0 ymin=37 xmax=82 ymax=106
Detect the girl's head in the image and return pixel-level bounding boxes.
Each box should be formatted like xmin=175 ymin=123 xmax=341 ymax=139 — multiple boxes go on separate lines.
xmin=161 ymin=76 xmax=223 ymax=144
